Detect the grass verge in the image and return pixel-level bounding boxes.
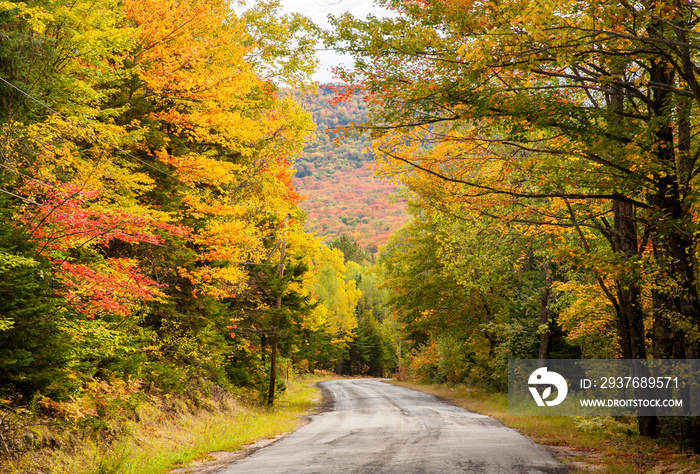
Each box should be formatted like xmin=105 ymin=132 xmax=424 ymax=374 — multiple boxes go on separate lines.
xmin=389 ymin=380 xmax=700 ymax=473
xmin=3 ymin=376 xmax=324 ymax=474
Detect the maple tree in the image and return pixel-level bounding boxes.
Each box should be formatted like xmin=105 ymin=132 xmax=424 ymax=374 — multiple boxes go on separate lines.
xmin=0 ymin=0 xmax=400 ymax=424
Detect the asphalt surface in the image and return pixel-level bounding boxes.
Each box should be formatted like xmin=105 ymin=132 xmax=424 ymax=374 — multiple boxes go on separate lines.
xmin=217 ymin=379 xmax=570 ymax=473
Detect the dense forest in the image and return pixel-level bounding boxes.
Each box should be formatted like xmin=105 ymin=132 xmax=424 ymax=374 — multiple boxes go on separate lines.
xmin=330 ymin=0 xmax=700 ymax=445
xmin=292 ymin=86 xmax=407 ymax=250
xmin=293 ymin=86 xmax=370 ymax=177
xmin=3 ymin=0 xmax=700 ymax=470
xmin=0 ymin=0 xmax=396 ymax=469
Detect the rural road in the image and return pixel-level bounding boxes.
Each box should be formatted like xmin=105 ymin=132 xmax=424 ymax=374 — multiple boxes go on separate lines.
xmin=216 ymin=379 xmax=570 ymax=473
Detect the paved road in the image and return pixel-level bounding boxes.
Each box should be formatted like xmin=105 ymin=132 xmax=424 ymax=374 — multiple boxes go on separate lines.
xmin=217 ymin=379 xmax=569 ymax=473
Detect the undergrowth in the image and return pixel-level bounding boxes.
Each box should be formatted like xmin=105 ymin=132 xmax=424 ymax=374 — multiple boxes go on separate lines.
xmin=0 ymin=376 xmax=322 ymax=474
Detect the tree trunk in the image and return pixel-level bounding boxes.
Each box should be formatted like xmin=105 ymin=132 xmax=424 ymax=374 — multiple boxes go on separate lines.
xmin=612 ymin=198 xmax=647 ymax=361
xmin=267 ymin=338 xmax=277 ymax=405
xmin=641 ymin=58 xmax=700 ymax=440
xmin=267 ymin=216 xmax=288 ymax=405
xmin=538 ymin=263 xmax=553 ymax=365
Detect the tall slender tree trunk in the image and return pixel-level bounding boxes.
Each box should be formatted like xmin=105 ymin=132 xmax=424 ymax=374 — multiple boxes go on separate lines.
xmin=644 ymin=58 xmax=700 ymax=442
xmin=607 ymin=80 xmax=657 ymax=437
xmin=268 ymin=216 xmax=288 ymax=406
xmin=612 ymin=198 xmax=646 ymax=361
xmin=538 ymin=263 xmax=553 ymax=365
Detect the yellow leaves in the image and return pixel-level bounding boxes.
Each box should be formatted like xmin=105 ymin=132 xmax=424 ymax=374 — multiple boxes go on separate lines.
xmin=179 ymin=195 xmax=246 ymax=219
xmin=155 ymin=109 xmax=262 ymax=153
xmin=195 ymin=220 xmax=264 ymax=262
xmin=306 ymin=304 xmax=329 ymax=332
xmin=306 ymin=245 xmax=361 ymax=338
xmin=553 ymin=280 xmax=619 ymax=357
xmin=180 ymin=266 xmax=248 ymax=300
xmin=158 ymin=150 xmax=243 ymax=187
xmin=100 ymin=163 xmax=156 ymax=206
xmin=177 ymin=217 xmax=268 ymax=299
xmin=0 ymin=1 xmax=52 ymax=32
xmin=0 ymin=0 xmax=320 ymax=346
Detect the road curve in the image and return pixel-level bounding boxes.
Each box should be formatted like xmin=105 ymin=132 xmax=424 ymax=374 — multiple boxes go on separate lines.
xmin=217 ymin=379 xmax=569 ymax=473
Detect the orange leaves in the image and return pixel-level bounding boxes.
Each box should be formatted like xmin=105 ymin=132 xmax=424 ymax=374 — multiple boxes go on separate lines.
xmin=124 ymin=0 xmax=269 ymax=158
xmin=329 ymin=84 xmax=362 ymax=106
xmin=115 ymin=0 xmax=314 ymax=304
xmin=1 ymin=0 xmax=317 ymax=323
xmin=124 ymin=0 xmax=254 ymax=99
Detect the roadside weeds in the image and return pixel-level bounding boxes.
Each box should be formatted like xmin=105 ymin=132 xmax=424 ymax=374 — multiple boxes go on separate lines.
xmin=166 ymin=376 xmax=336 ymax=474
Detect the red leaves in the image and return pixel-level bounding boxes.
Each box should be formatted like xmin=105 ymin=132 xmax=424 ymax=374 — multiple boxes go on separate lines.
xmin=18 ymin=182 xmax=185 ymax=317
xmin=60 ymin=259 xmax=164 ymax=318
xmin=4 ymin=0 xmax=312 ymax=321
xmin=329 ymin=84 xmax=363 ymax=107
xmin=25 ymin=183 xmax=188 ymax=254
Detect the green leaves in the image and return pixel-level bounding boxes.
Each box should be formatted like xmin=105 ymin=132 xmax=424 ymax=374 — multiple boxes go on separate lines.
xmin=242 ymin=0 xmax=319 ymax=87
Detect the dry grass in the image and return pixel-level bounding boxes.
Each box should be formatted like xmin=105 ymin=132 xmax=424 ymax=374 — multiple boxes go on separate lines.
xmin=2 ymin=377 xmax=324 ymax=474
xmin=389 ymin=381 xmax=700 ymax=474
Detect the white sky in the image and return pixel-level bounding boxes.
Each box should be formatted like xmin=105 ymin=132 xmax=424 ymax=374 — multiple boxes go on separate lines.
xmin=278 ymin=0 xmax=393 ymax=83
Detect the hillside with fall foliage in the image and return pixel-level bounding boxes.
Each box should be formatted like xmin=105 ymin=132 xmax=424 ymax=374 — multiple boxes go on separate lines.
xmin=292 ymin=86 xmax=407 ymax=252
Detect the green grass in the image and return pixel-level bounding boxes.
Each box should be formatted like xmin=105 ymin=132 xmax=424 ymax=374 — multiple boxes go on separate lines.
xmin=389 ymin=380 xmax=700 ymax=473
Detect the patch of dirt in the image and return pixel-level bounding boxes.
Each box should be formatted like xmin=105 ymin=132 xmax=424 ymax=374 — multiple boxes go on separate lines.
xmin=546 ymin=445 xmax=605 ymax=472
xmin=313 ymin=381 xmax=335 ymax=415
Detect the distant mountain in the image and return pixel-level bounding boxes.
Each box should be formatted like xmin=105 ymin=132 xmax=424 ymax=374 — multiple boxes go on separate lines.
xmin=292 ymin=86 xmax=407 ymax=253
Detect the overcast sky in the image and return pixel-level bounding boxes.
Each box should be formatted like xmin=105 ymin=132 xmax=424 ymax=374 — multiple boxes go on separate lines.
xmin=278 ymin=0 xmax=393 ymax=83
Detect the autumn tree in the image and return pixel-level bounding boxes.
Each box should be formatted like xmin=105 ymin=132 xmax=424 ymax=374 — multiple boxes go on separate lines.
xmin=329 ymin=0 xmax=700 ymax=438
xmin=0 ymin=0 xmax=321 ymax=411
xmin=329 ymin=234 xmax=369 ymax=263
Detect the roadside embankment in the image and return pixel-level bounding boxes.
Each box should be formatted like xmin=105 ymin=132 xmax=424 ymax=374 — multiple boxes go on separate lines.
xmin=0 ymin=377 xmax=324 ymax=474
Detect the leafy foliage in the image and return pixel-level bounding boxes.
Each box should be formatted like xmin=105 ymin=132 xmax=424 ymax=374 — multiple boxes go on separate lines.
xmin=0 ymin=0 xmax=377 ymax=445
xmin=329 ymin=234 xmax=369 ymax=263
xmin=329 ymin=0 xmax=700 ymax=440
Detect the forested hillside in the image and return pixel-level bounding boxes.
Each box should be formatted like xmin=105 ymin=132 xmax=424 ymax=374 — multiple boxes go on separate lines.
xmin=293 ymin=86 xmax=370 ymax=177
xmin=292 ymin=86 xmax=407 ymax=251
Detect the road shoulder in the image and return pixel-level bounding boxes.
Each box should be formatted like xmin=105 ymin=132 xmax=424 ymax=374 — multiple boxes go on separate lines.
xmin=166 ymin=380 xmax=334 ymax=474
